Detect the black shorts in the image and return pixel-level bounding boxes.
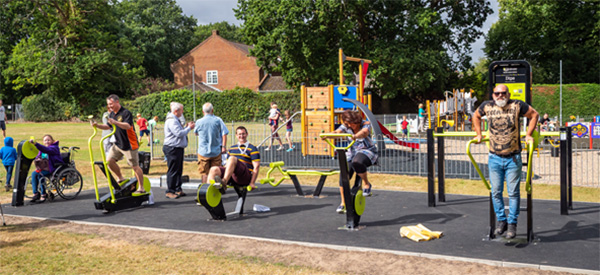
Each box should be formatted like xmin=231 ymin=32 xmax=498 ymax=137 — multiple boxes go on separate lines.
xmin=0 ymin=121 xmax=5 ymax=131
xmin=140 ymin=129 xmax=150 ymax=137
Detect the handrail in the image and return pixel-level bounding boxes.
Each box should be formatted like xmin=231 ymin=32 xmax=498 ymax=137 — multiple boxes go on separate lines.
xmin=466 ymin=138 xmax=491 ymax=190
xmin=319 ymin=133 xmax=355 ymax=151
xmin=434 ymin=131 xmax=560 ymax=138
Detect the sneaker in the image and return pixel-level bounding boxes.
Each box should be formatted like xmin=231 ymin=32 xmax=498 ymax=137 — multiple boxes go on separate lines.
xmin=30 ymin=193 xmax=41 ymax=203
xmin=494 ymin=220 xmax=508 ymax=236
xmin=165 ymin=192 xmax=179 ymax=199
xmin=506 ymin=224 xmax=517 ymax=239
xmin=277 ymin=146 xmax=284 ymax=151
xmin=265 ymin=147 xmax=271 ymax=151
xmin=5 ymin=184 xmax=12 ymax=192
xmin=362 ymin=184 xmax=372 ymax=197
xmin=176 ymin=191 xmax=187 ymax=197
xmin=213 ymin=175 xmax=227 ymax=194
xmin=286 ymin=148 xmax=293 ymax=152
xmin=336 ymin=205 xmax=346 ymax=214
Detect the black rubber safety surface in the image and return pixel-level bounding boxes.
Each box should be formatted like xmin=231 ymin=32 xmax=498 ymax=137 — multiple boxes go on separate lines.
xmin=3 ymin=184 xmax=599 ymax=271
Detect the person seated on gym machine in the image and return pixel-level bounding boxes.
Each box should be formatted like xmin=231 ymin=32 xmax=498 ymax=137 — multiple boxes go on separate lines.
xmin=206 ymin=126 xmax=260 ymax=192
xmin=322 ymin=110 xmax=378 ymax=214
xmin=29 ymin=135 xmax=64 ymax=203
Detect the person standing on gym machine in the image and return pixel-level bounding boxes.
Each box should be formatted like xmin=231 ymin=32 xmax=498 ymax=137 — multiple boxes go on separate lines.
xmin=323 ymin=110 xmax=378 ymax=214
xmin=91 ymin=94 xmax=146 ymax=194
xmin=472 ymin=84 xmax=539 ymax=239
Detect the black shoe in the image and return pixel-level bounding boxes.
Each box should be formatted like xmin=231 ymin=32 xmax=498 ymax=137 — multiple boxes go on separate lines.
xmin=30 ymin=193 xmax=41 ymax=203
xmin=494 ymin=220 xmax=507 ymax=236
xmin=506 ymin=224 xmax=517 ymax=239
xmin=5 ymin=184 xmax=12 ymax=192
xmin=38 ymin=193 xmax=48 ymax=203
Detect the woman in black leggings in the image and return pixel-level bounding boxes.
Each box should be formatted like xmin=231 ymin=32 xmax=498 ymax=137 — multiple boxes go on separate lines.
xmin=323 ymin=110 xmax=378 ymax=214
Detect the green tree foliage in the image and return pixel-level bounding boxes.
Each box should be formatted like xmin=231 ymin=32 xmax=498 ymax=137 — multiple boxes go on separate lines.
xmin=234 ymin=0 xmax=492 ymax=99
xmin=3 ymin=0 xmax=145 ymax=116
xmin=192 ymin=21 xmax=245 ymax=45
xmin=115 ymin=0 xmax=198 ymax=80
xmin=485 ymin=0 xmax=600 ymax=84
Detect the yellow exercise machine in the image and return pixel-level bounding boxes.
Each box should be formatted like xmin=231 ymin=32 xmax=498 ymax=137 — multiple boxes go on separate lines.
xmin=260 ymin=161 xmax=339 ymax=197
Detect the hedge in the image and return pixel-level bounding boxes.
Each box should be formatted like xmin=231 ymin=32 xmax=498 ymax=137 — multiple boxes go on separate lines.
xmin=532 ymin=84 xmax=599 ymax=118
xmin=128 ymin=87 xmax=301 ymax=122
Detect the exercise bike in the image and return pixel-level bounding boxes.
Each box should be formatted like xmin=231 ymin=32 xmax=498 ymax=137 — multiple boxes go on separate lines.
xmin=88 ymin=115 xmax=152 ymax=213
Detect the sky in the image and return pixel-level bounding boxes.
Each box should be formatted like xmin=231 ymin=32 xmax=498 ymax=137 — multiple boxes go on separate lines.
xmin=175 ymin=0 xmax=499 ymax=62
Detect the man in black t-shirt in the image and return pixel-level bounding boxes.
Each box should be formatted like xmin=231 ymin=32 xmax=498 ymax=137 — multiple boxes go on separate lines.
xmin=92 ymin=94 xmax=146 ymax=194
xmin=472 ymin=84 xmax=539 ymax=239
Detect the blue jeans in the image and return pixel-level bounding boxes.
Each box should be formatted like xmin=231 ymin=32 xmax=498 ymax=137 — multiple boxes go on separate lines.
xmin=4 ymin=165 xmax=13 ymax=186
xmin=488 ymin=153 xmax=522 ymax=225
xmin=31 ymin=170 xmax=51 ymax=195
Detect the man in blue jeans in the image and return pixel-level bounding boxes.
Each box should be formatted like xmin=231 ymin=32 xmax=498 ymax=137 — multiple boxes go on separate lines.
xmin=472 ymin=84 xmax=539 ymax=239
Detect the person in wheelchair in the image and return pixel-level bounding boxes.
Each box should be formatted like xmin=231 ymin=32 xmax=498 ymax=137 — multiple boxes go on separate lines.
xmin=29 ymin=134 xmax=64 ymax=203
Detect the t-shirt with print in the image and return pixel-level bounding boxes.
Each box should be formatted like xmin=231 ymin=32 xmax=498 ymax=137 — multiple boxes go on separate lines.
xmin=109 ymin=107 xmax=139 ymax=151
xmin=228 ymin=143 xmax=260 ymax=173
xmin=476 ymin=99 xmax=529 ymax=156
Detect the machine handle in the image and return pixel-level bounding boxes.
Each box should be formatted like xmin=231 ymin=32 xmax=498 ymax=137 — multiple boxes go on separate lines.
xmin=466 ymin=138 xmax=491 ymax=190
xmin=319 ymin=133 xmax=355 ymax=151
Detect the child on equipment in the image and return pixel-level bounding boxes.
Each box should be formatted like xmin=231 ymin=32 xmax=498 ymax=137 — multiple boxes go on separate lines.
xmin=284 ymin=110 xmax=294 ymax=152
xmin=266 ymin=102 xmax=284 ymax=151
xmin=322 ymin=110 xmax=378 ymax=214
xmin=0 ymin=137 xmax=17 ymax=192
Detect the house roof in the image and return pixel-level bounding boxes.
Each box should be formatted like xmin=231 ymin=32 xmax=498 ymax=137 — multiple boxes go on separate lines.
xmin=170 ymin=30 xmax=254 ymax=70
xmin=178 ymin=82 xmax=221 ymax=92
xmin=258 ymin=74 xmax=292 ymax=91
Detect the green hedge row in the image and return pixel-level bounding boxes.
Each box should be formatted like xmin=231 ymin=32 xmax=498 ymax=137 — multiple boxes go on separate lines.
xmin=127 ymin=87 xmax=301 ymax=122
xmin=532 ymin=84 xmax=599 ymax=118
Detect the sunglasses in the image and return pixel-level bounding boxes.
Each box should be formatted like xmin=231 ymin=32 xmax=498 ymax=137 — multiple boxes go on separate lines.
xmin=493 ymin=92 xmax=508 ymax=96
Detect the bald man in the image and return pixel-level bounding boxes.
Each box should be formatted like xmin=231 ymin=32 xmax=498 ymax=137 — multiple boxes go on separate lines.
xmin=472 ymin=84 xmax=539 ymax=239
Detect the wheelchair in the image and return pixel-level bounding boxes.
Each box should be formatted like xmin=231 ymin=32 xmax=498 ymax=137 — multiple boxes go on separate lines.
xmin=25 ymin=146 xmax=83 ymax=201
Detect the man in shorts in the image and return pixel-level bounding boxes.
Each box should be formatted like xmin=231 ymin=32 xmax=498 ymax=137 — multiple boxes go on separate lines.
xmin=92 ymin=94 xmax=146 ymax=194
xmin=207 ymin=126 xmax=260 ymax=191
xmin=0 ymin=100 xmax=7 ymax=137
xmin=194 ymin=103 xmax=228 ymax=184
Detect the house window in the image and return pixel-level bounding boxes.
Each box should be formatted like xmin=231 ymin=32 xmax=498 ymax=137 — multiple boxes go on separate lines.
xmin=206 ymin=70 xmax=218 ymax=84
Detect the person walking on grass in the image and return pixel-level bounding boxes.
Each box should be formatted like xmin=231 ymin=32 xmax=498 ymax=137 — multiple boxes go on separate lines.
xmin=1 ymin=136 xmax=17 ymax=192
xmin=472 ymin=84 xmax=539 ymax=239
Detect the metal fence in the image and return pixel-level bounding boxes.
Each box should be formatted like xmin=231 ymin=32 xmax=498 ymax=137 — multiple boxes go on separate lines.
xmin=149 ymin=121 xmax=599 ymax=188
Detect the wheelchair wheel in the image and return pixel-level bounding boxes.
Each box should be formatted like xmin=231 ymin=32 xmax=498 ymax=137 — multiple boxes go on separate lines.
xmin=24 ymin=175 xmax=34 ymax=199
xmin=24 ymin=175 xmax=54 ymax=201
xmin=55 ymin=167 xmax=83 ymax=200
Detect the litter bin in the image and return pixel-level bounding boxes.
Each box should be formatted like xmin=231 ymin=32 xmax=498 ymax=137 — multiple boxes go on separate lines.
xmin=551 ymin=146 xmax=560 ymax=158
xmin=138 ymin=151 xmax=151 ymax=174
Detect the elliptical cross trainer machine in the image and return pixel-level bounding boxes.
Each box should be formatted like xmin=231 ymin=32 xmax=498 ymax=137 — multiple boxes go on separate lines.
xmin=88 ymin=115 xmax=151 ymax=213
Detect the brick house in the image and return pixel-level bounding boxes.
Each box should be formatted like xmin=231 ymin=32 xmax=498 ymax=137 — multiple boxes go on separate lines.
xmin=170 ymin=30 xmax=289 ymax=92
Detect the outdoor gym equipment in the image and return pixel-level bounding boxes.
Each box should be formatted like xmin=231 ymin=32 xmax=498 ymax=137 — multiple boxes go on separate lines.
xmin=259 ymin=161 xmax=339 ymax=197
xmin=320 ymin=133 xmax=366 ymax=230
xmin=11 ymin=138 xmax=83 ymax=206
xmin=88 ymin=115 xmax=151 ymax=213
xmin=466 ymin=133 xmax=538 ymax=243
xmin=196 ymin=179 xmax=248 ymax=221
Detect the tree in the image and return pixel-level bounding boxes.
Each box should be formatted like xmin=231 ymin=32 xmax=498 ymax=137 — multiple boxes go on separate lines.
xmin=235 ymin=0 xmax=492 ymax=99
xmin=3 ymin=0 xmax=145 ymax=115
xmin=484 ymin=0 xmax=600 ymax=84
xmin=115 ymin=0 xmax=198 ymax=80
xmin=192 ymin=21 xmax=244 ymax=45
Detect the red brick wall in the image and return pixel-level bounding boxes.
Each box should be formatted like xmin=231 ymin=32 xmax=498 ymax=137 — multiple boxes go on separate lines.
xmin=172 ymin=35 xmax=261 ymax=91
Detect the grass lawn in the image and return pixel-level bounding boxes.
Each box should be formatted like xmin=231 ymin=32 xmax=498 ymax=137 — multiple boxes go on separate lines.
xmin=0 ymin=122 xmax=598 ymax=274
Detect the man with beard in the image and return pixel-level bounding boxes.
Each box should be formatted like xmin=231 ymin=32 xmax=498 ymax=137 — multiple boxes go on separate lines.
xmin=472 ymin=84 xmax=539 ymax=239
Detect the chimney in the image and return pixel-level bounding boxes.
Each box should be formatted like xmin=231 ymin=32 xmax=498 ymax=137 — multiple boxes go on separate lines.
xmin=212 ymin=30 xmax=219 ymax=36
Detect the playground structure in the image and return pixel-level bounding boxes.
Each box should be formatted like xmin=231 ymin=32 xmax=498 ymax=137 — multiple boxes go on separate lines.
xmin=300 ymin=48 xmax=419 ymax=157
xmin=426 ymin=88 xmax=478 ymax=131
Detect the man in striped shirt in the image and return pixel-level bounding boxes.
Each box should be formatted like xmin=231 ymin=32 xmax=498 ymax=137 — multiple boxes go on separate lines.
xmin=207 ymin=126 xmax=260 ymax=191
